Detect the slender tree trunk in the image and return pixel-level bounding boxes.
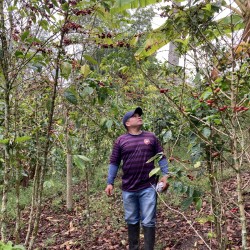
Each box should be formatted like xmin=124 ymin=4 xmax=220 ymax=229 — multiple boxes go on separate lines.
xmin=14 ymin=159 xmax=21 ymax=244
xmin=25 ymin=98 xmax=40 ymax=246
xmin=66 ymin=112 xmax=73 ymax=210
xmin=230 ymin=61 xmax=248 ymax=249
xmin=1 ymin=104 xmax=11 ymax=242
xmin=231 ymin=113 xmax=248 ymax=250
xmin=1 ymin=88 xmax=11 ymax=242
xmin=66 ymin=154 xmax=73 ymax=210
xmin=231 ymin=125 xmax=248 ymax=249
xmin=27 ymin=16 xmax=68 ymax=250
xmin=0 ymin=0 xmax=11 ymax=241
xmin=206 ymin=149 xmax=226 ymax=250
xmin=14 ymin=96 xmax=21 ymax=244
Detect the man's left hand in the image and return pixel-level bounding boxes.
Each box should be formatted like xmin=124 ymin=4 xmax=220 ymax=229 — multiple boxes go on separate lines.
xmin=159 ymin=175 xmax=169 ymax=192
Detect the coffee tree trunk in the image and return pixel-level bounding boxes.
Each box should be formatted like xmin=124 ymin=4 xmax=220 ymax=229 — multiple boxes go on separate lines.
xmin=14 ymin=158 xmax=21 ymax=244
xmin=206 ymin=149 xmax=226 ymax=249
xmin=25 ymin=98 xmax=42 ymax=246
xmin=66 ymin=113 xmax=73 ymax=210
xmin=26 ymin=15 xmax=69 ymax=250
xmin=66 ymin=153 xmax=73 ymax=210
xmin=0 ymin=0 xmax=12 ymax=241
xmin=231 ymin=76 xmax=248 ymax=250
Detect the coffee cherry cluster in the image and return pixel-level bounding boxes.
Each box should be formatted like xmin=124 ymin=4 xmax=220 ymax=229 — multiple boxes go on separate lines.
xmin=97 ymin=32 xmax=113 ymax=39
xmin=218 ymin=106 xmax=228 ymax=111
xmin=233 ymin=106 xmax=249 ymax=112
xmin=159 ymin=88 xmax=169 ymax=93
xmin=62 ymin=22 xmax=82 ymax=32
xmin=63 ymin=38 xmax=72 ymax=45
xmin=98 ymin=40 xmax=130 ymax=49
xmin=73 ymin=8 xmax=94 ymax=16
xmin=69 ymin=0 xmax=78 ymax=5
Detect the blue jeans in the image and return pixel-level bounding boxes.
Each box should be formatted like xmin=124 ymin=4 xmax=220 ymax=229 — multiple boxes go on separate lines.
xmin=122 ymin=187 xmax=157 ymax=227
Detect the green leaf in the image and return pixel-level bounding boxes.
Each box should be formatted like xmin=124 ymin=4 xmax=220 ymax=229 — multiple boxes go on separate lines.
xmin=217 ymin=14 xmax=242 ymax=26
xmin=182 ymin=185 xmax=188 ymax=194
xmin=7 ymin=5 xmax=18 ymax=11
xmin=195 ymin=197 xmax=202 ymax=211
xmin=75 ymin=155 xmax=90 ymax=162
xmin=193 ymin=189 xmax=202 ymax=200
xmin=181 ymin=197 xmax=193 ymax=210
xmin=207 ymin=231 xmax=216 ymax=239
xmin=202 ymin=127 xmax=211 ymax=138
xmin=149 ymin=167 xmax=160 ymax=177
xmin=0 ymin=139 xmax=9 ymax=145
xmin=81 ymin=86 xmax=94 ymax=96
xmin=44 ymin=180 xmax=54 ymax=189
xmin=51 ymin=0 xmax=59 ymax=7
xmin=119 ymin=66 xmax=129 ymax=73
xmin=105 ymin=120 xmax=113 ymax=130
xmin=64 ymin=89 xmax=78 ymax=105
xmin=190 ymin=144 xmax=203 ymax=163
xmin=135 ymin=36 xmax=168 ymax=60
xmin=20 ymin=31 xmax=30 ymax=41
xmin=175 ymin=38 xmax=189 ymax=47
xmin=188 ymin=186 xmax=194 ymax=197
xmin=111 ymin=0 xmax=159 ymax=13
xmin=16 ymin=136 xmax=31 ymax=143
xmin=39 ymin=20 xmax=49 ymax=30
xmin=196 ymin=215 xmax=214 ymax=224
xmin=83 ymin=55 xmax=98 ymax=65
xmin=201 ymin=89 xmax=212 ymax=99
xmin=202 ymin=3 xmax=211 ymax=11
xmin=130 ymin=35 xmax=139 ymax=46
xmin=203 ymin=114 xmax=220 ymax=123
xmin=73 ymin=155 xmax=90 ymax=170
xmin=163 ymin=130 xmax=172 ymax=143
xmin=61 ymin=2 xmax=69 ymax=11
xmin=146 ymin=152 xmax=163 ymax=163
xmin=193 ymin=72 xmax=201 ymax=84
xmin=15 ymin=51 xmax=24 ymax=58
xmin=13 ymin=246 xmax=26 ymax=250
xmin=173 ymin=181 xmax=183 ymax=192
xmin=13 ymin=245 xmax=26 ymax=250
xmin=61 ymin=62 xmax=72 ymax=80
xmin=194 ymin=161 xmax=201 ymax=168
xmin=80 ymin=64 xmax=91 ymax=78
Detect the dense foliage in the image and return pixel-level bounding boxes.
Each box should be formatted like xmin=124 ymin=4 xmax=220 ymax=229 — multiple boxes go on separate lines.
xmin=0 ymin=0 xmax=249 ymax=249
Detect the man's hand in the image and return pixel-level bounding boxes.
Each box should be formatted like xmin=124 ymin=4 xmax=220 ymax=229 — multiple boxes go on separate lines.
xmin=105 ymin=184 xmax=114 ymax=196
xmin=159 ymin=175 xmax=169 ymax=192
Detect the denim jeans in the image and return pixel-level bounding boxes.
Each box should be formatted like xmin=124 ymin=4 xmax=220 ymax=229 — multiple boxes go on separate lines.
xmin=122 ymin=186 xmax=157 ymax=227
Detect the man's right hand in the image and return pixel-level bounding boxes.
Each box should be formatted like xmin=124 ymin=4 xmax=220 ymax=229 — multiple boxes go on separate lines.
xmin=105 ymin=184 xmax=114 ymax=196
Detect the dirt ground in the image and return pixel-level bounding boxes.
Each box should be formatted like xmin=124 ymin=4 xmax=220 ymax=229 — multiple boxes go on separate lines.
xmin=16 ymin=172 xmax=250 ymax=249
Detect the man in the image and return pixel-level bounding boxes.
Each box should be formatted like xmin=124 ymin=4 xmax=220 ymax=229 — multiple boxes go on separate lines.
xmin=105 ymin=107 xmax=169 ymax=250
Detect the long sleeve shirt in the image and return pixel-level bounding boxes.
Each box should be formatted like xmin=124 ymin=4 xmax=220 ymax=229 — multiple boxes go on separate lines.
xmin=107 ymin=131 xmax=168 ymax=192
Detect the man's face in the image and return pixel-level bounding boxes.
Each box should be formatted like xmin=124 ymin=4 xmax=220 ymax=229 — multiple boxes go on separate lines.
xmin=125 ymin=113 xmax=143 ymax=128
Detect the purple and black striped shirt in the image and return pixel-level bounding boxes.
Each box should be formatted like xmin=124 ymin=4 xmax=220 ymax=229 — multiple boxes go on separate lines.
xmin=109 ymin=131 xmax=167 ymax=192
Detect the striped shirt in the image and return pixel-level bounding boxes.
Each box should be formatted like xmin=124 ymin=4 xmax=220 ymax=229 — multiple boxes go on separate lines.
xmin=109 ymin=131 xmax=166 ymax=191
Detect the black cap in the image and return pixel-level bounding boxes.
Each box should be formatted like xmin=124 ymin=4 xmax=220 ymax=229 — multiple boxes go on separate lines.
xmin=122 ymin=107 xmax=143 ymax=128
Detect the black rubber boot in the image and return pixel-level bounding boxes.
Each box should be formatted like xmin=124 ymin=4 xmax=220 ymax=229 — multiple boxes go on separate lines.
xmin=143 ymin=226 xmax=155 ymax=250
xmin=128 ymin=223 xmax=140 ymax=250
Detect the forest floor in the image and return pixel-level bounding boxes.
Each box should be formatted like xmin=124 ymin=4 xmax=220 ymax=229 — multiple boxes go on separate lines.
xmin=18 ymin=171 xmax=250 ymax=250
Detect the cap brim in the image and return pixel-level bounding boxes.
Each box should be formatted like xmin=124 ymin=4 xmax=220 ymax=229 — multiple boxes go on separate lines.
xmin=134 ymin=107 xmax=143 ymax=116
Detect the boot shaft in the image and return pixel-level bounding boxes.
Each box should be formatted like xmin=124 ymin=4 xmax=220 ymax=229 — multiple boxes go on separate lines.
xmin=128 ymin=223 xmax=140 ymax=250
xmin=143 ymin=226 xmax=155 ymax=250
